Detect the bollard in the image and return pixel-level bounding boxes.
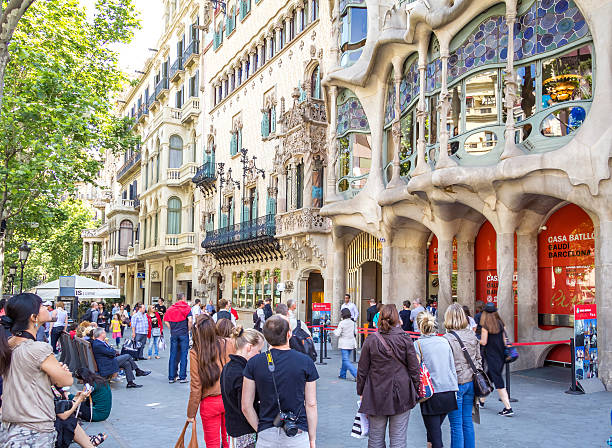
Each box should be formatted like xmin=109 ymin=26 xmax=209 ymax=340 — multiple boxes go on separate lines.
xmin=566 ymin=337 xmax=584 ymax=395
xmin=505 ymin=361 xmax=518 ymax=403
xmin=352 ymin=347 xmax=357 ymax=363
xmin=317 ymin=327 xmax=326 ymax=365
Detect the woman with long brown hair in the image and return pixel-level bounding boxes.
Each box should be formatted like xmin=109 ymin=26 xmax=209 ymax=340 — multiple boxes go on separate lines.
xmin=479 ymin=303 xmax=513 ymax=416
xmin=357 ymin=304 xmax=421 ymax=448
xmin=186 ymin=314 xmax=235 ymax=448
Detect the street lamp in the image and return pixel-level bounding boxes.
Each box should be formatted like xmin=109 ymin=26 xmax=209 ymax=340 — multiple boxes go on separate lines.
xmin=8 ymin=264 xmax=17 ymax=295
xmin=18 ymin=241 xmax=31 ymax=293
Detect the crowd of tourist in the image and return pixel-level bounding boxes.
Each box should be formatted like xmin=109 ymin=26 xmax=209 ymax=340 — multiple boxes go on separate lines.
xmin=0 ymin=289 xmax=515 ymax=448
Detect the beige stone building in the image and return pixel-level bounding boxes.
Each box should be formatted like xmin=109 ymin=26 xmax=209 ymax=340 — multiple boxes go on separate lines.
xmin=319 ymin=0 xmax=612 ymax=385
xmin=81 ymin=0 xmax=207 ymax=305
xmin=195 ymin=0 xmax=335 ymax=324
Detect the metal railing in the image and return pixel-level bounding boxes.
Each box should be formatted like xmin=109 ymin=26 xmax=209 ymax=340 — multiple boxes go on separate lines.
xmin=155 ymin=77 xmax=169 ymax=98
xmin=166 ymin=233 xmax=195 ymax=247
xmin=117 ymin=152 xmax=141 ymax=180
xmin=170 ymin=58 xmax=183 ymax=79
xmin=192 ymin=160 xmax=216 ymax=185
xmin=182 ymin=40 xmax=200 ymax=65
xmin=202 ymin=214 xmax=276 ymax=248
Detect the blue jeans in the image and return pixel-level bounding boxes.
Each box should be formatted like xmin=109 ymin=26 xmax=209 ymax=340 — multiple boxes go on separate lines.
xmin=148 ymin=335 xmax=160 ymax=356
xmin=339 ymin=349 xmax=357 ymax=379
xmin=169 ymin=333 xmax=189 ymax=380
xmin=449 ymin=381 xmax=475 ymax=448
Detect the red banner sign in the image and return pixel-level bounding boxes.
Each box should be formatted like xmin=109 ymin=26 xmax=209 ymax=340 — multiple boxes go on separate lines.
xmin=312 ymin=303 xmax=331 ymax=312
xmin=574 ymin=303 xmax=596 ymax=320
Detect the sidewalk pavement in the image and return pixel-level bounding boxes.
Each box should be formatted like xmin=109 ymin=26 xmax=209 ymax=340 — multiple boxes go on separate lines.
xmin=83 ymin=338 xmax=611 ymax=447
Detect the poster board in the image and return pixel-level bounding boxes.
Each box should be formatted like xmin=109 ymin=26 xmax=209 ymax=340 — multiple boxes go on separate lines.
xmin=311 ymin=303 xmax=331 ymax=343
xmin=574 ymin=304 xmax=598 ymax=381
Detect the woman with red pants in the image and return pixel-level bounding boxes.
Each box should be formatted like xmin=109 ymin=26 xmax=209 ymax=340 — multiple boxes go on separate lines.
xmin=186 ymin=314 xmax=235 ymax=447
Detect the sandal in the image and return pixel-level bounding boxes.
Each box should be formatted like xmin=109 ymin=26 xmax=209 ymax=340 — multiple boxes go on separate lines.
xmin=90 ymin=433 xmax=107 ymax=446
xmin=155 ymin=356 xmax=160 ymax=359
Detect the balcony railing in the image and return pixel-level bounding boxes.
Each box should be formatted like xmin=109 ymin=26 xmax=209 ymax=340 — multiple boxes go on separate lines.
xmin=181 ymin=97 xmax=200 ymax=123
xmin=155 ymin=77 xmax=169 ymax=99
xmin=202 ymin=214 xmax=276 ymax=249
xmin=192 ymin=160 xmax=216 ymax=186
xmin=169 ymin=58 xmax=184 ymax=81
xmin=166 ymin=232 xmax=195 ymax=247
xmin=117 ymin=152 xmax=141 ymax=181
xmin=182 ymin=40 xmax=200 ymax=67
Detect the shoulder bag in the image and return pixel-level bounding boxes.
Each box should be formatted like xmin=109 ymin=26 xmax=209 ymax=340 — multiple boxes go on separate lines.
xmin=503 ymin=330 xmax=519 ymax=363
xmin=415 ymin=340 xmax=435 ymax=402
xmin=449 ymin=331 xmax=493 ymax=398
xmin=174 ymin=420 xmax=198 ymax=448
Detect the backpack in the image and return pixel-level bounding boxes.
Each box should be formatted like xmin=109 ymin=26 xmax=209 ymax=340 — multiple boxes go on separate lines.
xmin=290 ymin=320 xmax=317 ymax=362
xmin=217 ymin=310 xmax=232 ymax=321
xmin=253 ymin=311 xmax=262 ymax=330
xmin=263 ymin=304 xmax=273 ymax=320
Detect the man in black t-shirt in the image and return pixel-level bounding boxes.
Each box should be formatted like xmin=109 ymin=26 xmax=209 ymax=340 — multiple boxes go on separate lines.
xmin=243 ymin=315 xmax=318 ymax=448
xmin=399 ymin=300 xmax=412 ymax=332
xmin=365 ymin=298 xmax=378 ymax=328
xmin=155 ymin=298 xmax=167 ymax=321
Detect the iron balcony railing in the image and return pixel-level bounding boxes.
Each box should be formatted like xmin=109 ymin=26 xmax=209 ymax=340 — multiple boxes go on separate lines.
xmin=202 ymin=214 xmax=276 ymax=248
xmin=192 ymin=160 xmax=216 ymax=185
xmin=170 ymin=58 xmax=183 ymax=79
xmin=147 ymin=92 xmax=156 ymax=107
xmin=155 ymin=77 xmax=169 ymax=98
xmin=182 ymin=40 xmax=200 ymax=65
xmin=117 ymin=152 xmax=141 ymax=181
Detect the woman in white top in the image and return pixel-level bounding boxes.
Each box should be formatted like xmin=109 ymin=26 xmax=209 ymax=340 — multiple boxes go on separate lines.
xmin=333 ymin=308 xmax=357 ymax=380
xmin=50 ymin=301 xmax=68 ymax=354
xmin=0 ymin=293 xmax=73 ymax=446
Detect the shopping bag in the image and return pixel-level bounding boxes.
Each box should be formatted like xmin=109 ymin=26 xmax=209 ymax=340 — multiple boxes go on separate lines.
xmin=158 ymin=337 xmax=167 ymax=351
xmin=174 ymin=421 xmax=199 ymax=448
xmin=351 ymin=400 xmax=369 ymax=439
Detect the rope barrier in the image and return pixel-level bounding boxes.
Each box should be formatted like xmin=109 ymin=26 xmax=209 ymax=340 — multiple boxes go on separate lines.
xmin=511 ymin=340 xmax=570 ymax=346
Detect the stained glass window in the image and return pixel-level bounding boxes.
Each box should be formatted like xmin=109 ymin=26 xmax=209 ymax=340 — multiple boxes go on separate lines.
xmin=384 ymin=76 xmax=396 ymax=126
xmin=336 ymin=90 xmax=370 ymax=135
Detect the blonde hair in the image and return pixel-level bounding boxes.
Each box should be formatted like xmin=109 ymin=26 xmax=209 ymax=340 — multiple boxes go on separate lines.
xmin=417 ymin=311 xmax=437 ymax=335
xmin=56 ymin=301 xmax=64 ymax=309
xmin=147 ymin=305 xmax=156 ymax=314
xmin=444 ymin=303 xmax=469 ymax=331
xmin=231 ymin=325 xmax=264 ymax=351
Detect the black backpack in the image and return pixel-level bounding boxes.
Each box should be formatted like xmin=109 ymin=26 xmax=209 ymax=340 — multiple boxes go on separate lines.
xmin=253 ymin=311 xmax=262 ymax=330
xmin=290 ymin=320 xmax=317 ymax=362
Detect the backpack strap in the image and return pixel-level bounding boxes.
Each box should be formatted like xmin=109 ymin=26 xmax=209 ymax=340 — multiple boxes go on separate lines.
xmin=448 ymin=330 xmax=479 ymax=375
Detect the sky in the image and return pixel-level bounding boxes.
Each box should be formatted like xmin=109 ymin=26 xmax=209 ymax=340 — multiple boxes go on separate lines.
xmin=79 ymin=0 xmax=164 ymax=74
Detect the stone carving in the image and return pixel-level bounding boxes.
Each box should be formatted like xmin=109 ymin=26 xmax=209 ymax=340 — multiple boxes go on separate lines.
xmin=279 ymin=235 xmax=327 ymax=269
xmin=275 ymin=208 xmax=331 ymax=237
xmin=198 ymin=252 xmax=219 ymax=284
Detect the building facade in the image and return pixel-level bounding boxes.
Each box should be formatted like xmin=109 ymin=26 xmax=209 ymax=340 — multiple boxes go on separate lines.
xmin=81 ymin=0 xmax=207 ymax=305
xmin=320 ymin=0 xmax=611 ymax=385
xmin=194 ymin=0 xmax=335 ymax=324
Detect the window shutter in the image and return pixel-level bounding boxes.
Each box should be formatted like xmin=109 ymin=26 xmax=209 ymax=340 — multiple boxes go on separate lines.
xmin=261 ymin=112 xmax=266 ymax=137
xmin=237 ymin=128 xmax=242 ymax=151
xmin=195 ymin=70 xmax=199 ymax=96
xmin=253 ymin=189 xmax=258 ymax=219
xmin=271 ymin=107 xmax=276 ymax=133
xmin=230 ymin=197 xmax=235 ymax=225
xmin=230 ymin=132 xmax=237 ymax=155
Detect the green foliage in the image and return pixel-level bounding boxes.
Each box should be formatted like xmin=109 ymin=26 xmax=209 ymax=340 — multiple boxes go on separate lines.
xmin=0 ymin=0 xmax=139 ymax=284
xmin=5 ymin=199 xmax=94 ymax=291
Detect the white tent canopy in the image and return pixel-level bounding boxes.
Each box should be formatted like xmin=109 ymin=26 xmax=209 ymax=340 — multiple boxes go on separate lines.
xmin=35 ymin=275 xmax=120 ymax=301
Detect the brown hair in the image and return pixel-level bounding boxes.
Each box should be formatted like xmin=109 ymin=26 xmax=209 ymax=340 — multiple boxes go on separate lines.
xmin=218 ymin=299 xmax=228 ymax=309
xmin=480 ymin=310 xmax=503 ymax=334
xmin=216 ymin=317 xmax=234 ymax=337
xmin=56 ymin=301 xmax=64 ymax=309
xmin=444 ymin=303 xmax=469 ymax=331
xmin=378 ymin=304 xmax=400 ymax=333
xmin=263 ymin=315 xmax=290 ymax=346
xmin=192 ymin=314 xmax=226 ymax=389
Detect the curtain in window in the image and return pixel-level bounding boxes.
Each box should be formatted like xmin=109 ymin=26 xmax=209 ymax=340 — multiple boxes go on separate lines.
xmin=119 ymin=220 xmax=133 ymax=256
xmin=167 ymin=197 xmax=182 ymax=234
xmin=169 ymin=135 xmax=183 ymax=168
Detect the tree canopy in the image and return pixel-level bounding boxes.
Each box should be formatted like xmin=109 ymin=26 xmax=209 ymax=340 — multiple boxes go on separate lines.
xmin=0 ymin=0 xmax=140 ymax=290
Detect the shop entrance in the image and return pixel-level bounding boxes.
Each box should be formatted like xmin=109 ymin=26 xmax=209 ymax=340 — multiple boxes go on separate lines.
xmin=306 ymin=271 xmax=324 ymax=323
xmin=346 ymin=232 xmax=382 ymax=329
xmin=150 ymin=282 xmax=161 ymax=302
xmin=426 ymin=236 xmax=457 ymax=306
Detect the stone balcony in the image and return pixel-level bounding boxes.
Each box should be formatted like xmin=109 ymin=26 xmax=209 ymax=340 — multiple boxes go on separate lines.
xmin=151 ymin=105 xmax=182 ymax=130
xmin=107 ymin=199 xmax=139 ymax=218
xmin=181 ymin=97 xmax=200 ymax=124
xmin=81 ymin=222 xmax=109 ymax=239
xmin=275 ymin=208 xmax=331 ymax=238
xmin=165 ymin=232 xmax=196 ymax=251
xmin=167 ymin=163 xmax=197 ymax=186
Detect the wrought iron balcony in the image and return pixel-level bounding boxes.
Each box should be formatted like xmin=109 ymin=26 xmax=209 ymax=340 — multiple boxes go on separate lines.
xmin=155 ymin=77 xmax=169 ymax=99
xmin=202 ymin=215 xmax=280 ymax=264
xmin=182 ymin=40 xmax=200 ymax=68
xmin=169 ymin=58 xmax=184 ymax=82
xmin=117 ymin=151 xmax=141 ymax=181
xmin=192 ymin=160 xmax=216 ymax=188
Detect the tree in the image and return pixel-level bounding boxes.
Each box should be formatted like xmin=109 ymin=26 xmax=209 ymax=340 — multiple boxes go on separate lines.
xmin=0 ymin=0 xmax=140 ymax=292
xmin=5 ymin=199 xmax=95 ymax=292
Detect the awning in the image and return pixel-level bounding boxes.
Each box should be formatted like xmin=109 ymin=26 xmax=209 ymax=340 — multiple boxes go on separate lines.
xmin=35 ymin=275 xmax=120 ymax=300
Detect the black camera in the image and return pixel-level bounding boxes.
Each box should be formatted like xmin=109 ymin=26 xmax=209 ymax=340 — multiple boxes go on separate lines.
xmin=273 ymin=410 xmax=299 ymax=437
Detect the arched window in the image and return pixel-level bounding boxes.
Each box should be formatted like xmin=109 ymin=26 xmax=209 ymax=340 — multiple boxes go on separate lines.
xmin=119 ymin=220 xmax=133 ymax=256
xmin=169 ymin=135 xmax=183 ymax=168
xmin=168 ymin=197 xmax=182 ymax=234
xmin=311 ymin=65 xmax=321 ymax=99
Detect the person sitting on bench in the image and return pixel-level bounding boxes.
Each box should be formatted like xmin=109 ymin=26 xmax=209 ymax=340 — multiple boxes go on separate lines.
xmin=90 ymin=328 xmax=150 ymax=388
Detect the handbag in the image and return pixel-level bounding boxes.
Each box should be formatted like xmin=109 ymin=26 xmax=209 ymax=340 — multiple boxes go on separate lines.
xmin=158 ymin=337 xmax=167 ymax=351
xmin=448 ymin=331 xmax=493 ymax=398
xmin=174 ymin=420 xmax=199 ymax=448
xmin=351 ymin=400 xmax=369 ymax=439
xmin=503 ymin=330 xmax=519 ymax=363
xmin=415 ymin=340 xmax=435 ymax=402
xmin=152 ymin=327 xmax=162 ymax=337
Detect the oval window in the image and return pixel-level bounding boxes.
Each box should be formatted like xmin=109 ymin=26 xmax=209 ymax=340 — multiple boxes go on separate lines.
xmin=464 ymin=131 xmax=498 ymax=155
xmin=540 ymin=107 xmax=586 ymax=137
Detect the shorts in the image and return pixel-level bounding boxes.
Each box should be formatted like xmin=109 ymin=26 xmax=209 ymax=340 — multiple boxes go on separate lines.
xmin=256 ymin=427 xmax=309 ymax=448
xmin=0 ymin=422 xmax=57 ymax=448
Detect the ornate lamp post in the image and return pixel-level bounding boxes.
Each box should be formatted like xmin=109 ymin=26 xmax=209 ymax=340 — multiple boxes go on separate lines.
xmin=18 ymin=241 xmax=31 ymax=293
xmin=216 ymin=163 xmax=240 ymax=229
xmin=239 ymin=148 xmax=265 ymax=223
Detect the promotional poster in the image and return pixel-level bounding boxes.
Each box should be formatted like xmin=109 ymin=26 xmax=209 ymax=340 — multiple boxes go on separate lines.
xmin=312 ymin=302 xmax=331 ymax=343
xmin=574 ymin=303 xmax=598 ymax=381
